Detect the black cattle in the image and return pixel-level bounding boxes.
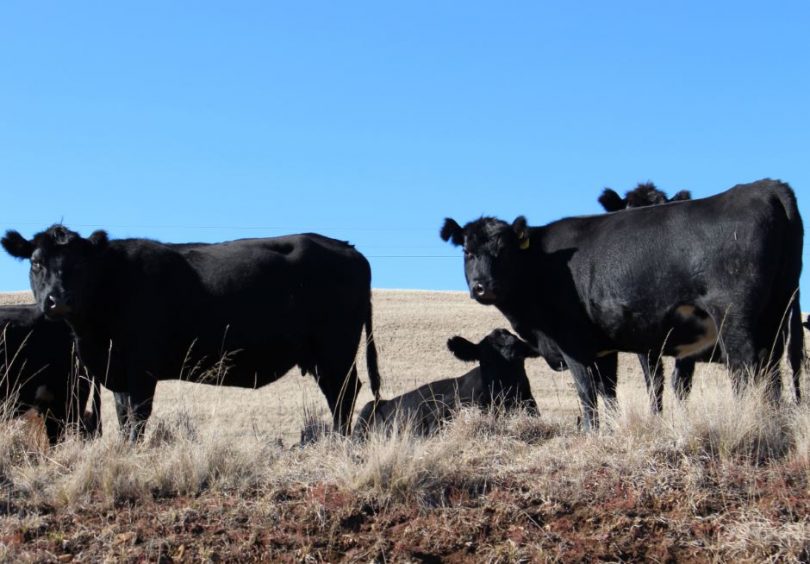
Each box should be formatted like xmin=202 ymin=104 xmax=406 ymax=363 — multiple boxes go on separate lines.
xmin=2 ymin=226 xmax=381 ymax=440
xmin=441 ymin=179 xmax=803 ymax=430
xmin=599 ymin=181 xmax=804 ymax=405
xmin=1 ymin=305 xmax=100 ymax=443
xmin=599 ymin=182 xmax=697 ymax=410
xmin=598 ymin=181 xmax=691 ymax=212
xmin=599 ymin=182 xmax=695 ymax=413
xmin=354 ymin=329 xmax=549 ymax=438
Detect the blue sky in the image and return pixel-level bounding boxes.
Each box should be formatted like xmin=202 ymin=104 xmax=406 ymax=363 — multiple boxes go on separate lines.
xmin=1 ymin=2 xmax=809 ymax=304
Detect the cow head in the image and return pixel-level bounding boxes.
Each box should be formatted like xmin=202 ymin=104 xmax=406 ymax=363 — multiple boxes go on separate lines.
xmin=2 ymin=226 xmax=109 ymax=320
xmin=669 ymin=190 xmax=692 ymax=202
xmin=448 ymin=329 xmax=539 ymax=378
xmin=440 ymin=216 xmax=530 ymax=305
xmin=598 ymin=182 xmax=692 ymax=212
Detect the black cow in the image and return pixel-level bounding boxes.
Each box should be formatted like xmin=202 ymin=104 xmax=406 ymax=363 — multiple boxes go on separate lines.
xmin=599 ymin=182 xmax=697 ymax=409
xmin=441 ymin=179 xmax=803 ymax=430
xmin=1 ymin=305 xmax=101 ymax=443
xmin=599 ymin=181 xmax=804 ymax=405
xmin=2 ymin=226 xmax=381 ymax=440
xmin=598 ymin=181 xmax=692 ymax=212
xmin=354 ymin=329 xmax=548 ymax=437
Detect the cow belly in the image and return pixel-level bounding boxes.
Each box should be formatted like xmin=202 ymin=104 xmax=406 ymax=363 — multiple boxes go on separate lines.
xmin=181 ymin=343 xmax=301 ymax=388
xmin=594 ymin=302 xmax=719 ymax=358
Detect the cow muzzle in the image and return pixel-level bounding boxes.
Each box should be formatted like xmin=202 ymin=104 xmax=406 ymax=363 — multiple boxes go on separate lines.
xmin=471 ymin=283 xmax=497 ymax=304
xmin=45 ymin=294 xmax=71 ymax=317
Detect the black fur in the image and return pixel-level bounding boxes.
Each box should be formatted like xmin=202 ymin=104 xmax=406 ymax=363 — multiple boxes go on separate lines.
xmin=597 ymin=189 xmax=626 ymax=212
xmin=2 ymin=230 xmax=34 ymax=259
xmin=625 ymin=182 xmax=668 ymax=207
xmin=598 ymin=181 xmax=803 ymax=405
xmin=444 ymin=179 xmax=804 ymax=430
xmin=4 ymin=226 xmax=382 ymax=440
xmin=440 ymin=218 xmax=464 ymax=246
xmin=598 ymin=182 xmax=693 ymax=212
xmin=354 ymin=329 xmax=540 ymax=438
xmin=0 ymin=305 xmax=100 ymax=443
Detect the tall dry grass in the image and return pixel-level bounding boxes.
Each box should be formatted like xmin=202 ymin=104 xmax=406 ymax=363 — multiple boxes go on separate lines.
xmin=1 ymin=364 xmax=809 ymax=558
xmin=0 ymin=377 xmax=807 ymax=501
xmin=1 ymin=290 xmax=808 ymax=559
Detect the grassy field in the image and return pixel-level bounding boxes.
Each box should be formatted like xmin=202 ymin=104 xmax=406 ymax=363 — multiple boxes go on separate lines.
xmin=1 ymin=290 xmax=809 ymax=561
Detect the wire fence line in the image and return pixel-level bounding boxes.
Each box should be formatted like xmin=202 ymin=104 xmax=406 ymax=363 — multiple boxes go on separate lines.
xmin=0 ymin=221 xmax=443 ymax=232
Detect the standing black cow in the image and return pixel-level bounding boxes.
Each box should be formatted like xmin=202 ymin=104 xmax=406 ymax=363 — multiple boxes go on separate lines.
xmin=600 ymin=181 xmax=804 ymax=405
xmin=354 ymin=329 xmax=548 ymax=438
xmin=2 ymin=226 xmax=381 ymax=440
xmin=599 ymin=182 xmax=697 ymax=410
xmin=441 ymin=179 xmax=803 ymax=430
xmin=1 ymin=305 xmax=101 ymax=443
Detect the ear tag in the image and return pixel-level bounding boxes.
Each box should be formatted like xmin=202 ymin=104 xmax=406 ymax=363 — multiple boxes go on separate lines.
xmin=519 ymin=236 xmax=530 ymax=250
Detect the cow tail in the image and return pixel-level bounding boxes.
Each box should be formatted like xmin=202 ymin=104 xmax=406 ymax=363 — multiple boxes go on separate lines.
xmin=365 ymin=299 xmax=382 ymax=400
xmin=772 ymin=182 xmax=804 ymax=401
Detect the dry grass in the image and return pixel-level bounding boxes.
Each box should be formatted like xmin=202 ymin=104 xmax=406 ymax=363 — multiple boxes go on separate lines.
xmin=1 ymin=290 xmax=809 ymax=561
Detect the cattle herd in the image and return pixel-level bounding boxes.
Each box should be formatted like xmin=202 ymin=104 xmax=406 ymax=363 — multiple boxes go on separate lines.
xmin=0 ymin=178 xmax=804 ymax=443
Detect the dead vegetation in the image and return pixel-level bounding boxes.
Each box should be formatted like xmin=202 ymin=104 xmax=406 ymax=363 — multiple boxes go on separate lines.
xmin=1 ymin=290 xmax=809 ymax=561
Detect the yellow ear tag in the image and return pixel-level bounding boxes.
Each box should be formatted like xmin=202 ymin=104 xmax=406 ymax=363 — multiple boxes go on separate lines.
xmin=519 ymin=236 xmax=530 ymax=250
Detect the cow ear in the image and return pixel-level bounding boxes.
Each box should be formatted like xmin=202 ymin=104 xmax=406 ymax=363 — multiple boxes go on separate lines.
xmin=1 ymin=231 xmax=34 ymax=259
xmin=447 ymin=336 xmax=479 ymax=362
xmin=512 ymin=216 xmax=530 ymax=250
xmin=598 ymin=188 xmax=625 ymax=212
xmin=88 ymin=230 xmax=109 ymax=249
xmin=440 ymin=218 xmax=464 ymax=246
xmin=670 ymin=190 xmax=692 ymax=202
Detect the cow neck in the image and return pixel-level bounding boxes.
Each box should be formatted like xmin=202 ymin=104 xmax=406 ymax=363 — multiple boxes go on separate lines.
xmin=66 ymin=247 xmax=121 ymax=343
xmin=495 ymin=230 xmax=558 ymax=344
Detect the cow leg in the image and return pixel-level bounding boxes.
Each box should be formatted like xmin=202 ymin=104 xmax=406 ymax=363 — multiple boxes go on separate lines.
xmin=722 ymin=320 xmax=776 ymax=399
xmin=758 ymin=336 xmax=784 ymax=405
xmin=564 ymin=356 xmax=601 ymax=432
xmin=316 ymin=364 xmax=361 ymax=435
xmin=595 ymin=353 xmax=618 ymax=414
xmin=637 ymin=352 xmax=663 ymax=414
xmin=671 ymin=357 xmax=696 ymax=402
xmin=81 ymin=378 xmax=103 ymax=439
xmin=313 ymin=324 xmax=365 ymax=435
xmin=43 ymin=411 xmax=64 ymax=445
xmin=114 ymin=392 xmax=132 ymax=439
xmin=523 ymin=395 xmax=540 ymax=416
xmin=127 ymin=378 xmax=157 ymax=442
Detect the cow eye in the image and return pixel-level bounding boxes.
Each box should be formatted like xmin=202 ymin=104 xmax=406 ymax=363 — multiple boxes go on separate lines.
xmin=31 ymin=260 xmax=43 ymax=272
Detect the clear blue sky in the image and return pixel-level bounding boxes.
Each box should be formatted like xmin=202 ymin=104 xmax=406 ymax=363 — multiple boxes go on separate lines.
xmin=1 ymin=2 xmax=809 ymax=305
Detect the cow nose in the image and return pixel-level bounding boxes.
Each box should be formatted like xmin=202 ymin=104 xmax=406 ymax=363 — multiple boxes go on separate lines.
xmin=473 ymin=283 xmax=486 ymax=297
xmin=47 ymin=295 xmax=70 ymax=316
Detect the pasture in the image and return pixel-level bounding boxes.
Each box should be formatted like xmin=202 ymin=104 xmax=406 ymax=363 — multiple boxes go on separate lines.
xmin=1 ymin=290 xmax=809 ymax=561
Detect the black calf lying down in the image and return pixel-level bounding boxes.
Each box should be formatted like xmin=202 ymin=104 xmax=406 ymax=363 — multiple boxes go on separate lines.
xmin=355 ymin=329 xmax=546 ymax=437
